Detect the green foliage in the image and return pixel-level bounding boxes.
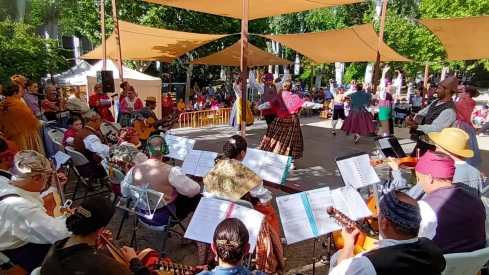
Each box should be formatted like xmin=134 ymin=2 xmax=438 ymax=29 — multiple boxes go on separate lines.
xmin=0 ymin=21 xmax=68 ymax=84
xmin=344 ymin=63 xmax=368 ymax=83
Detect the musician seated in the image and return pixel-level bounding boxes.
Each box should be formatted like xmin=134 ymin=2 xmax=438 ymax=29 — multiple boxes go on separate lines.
xmin=389 ymin=128 xmax=484 ymax=200
xmin=41 ymin=196 xmax=150 ymax=275
xmin=202 ymin=135 xmax=284 ymax=273
xmin=198 ymin=218 xmax=266 ymax=275
xmin=0 ymin=137 xmax=18 ymax=187
xmin=131 ymin=96 xmax=174 ymax=138
xmin=329 ymin=191 xmax=446 ymax=275
xmin=415 ymin=151 xmax=486 ymax=254
xmin=73 ymin=110 xmax=110 ymax=177
xmin=62 ymin=116 xmax=83 ymax=146
xmin=121 ymin=135 xmax=201 ymax=226
xmin=0 ymin=151 xmax=71 ymax=273
xmin=109 ymin=127 xmax=147 ymax=171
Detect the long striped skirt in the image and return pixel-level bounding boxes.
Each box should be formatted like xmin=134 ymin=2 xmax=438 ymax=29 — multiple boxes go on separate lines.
xmin=260 ymin=114 xmax=303 ymax=159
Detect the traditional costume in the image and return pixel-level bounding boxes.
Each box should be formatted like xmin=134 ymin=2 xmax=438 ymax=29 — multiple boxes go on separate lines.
xmin=0 ymin=96 xmax=45 ymax=155
xmin=89 ymin=92 xmax=115 ymax=122
xmin=229 ymin=83 xmax=254 ymax=131
xmin=453 ymin=91 xmax=481 ymax=166
xmin=161 ymin=93 xmax=174 ymax=119
xmin=330 ymin=84 xmax=346 ymax=135
xmin=202 ymin=158 xmax=284 ymax=274
xmin=119 ymin=95 xmax=143 ymax=127
xmin=340 ymin=90 xmax=376 ymax=142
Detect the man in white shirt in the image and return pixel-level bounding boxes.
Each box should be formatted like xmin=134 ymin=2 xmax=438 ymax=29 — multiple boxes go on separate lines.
xmin=0 ymin=150 xmax=71 ymax=273
xmin=330 ymin=191 xmax=445 ymax=275
xmin=121 ymin=135 xmax=201 ymax=227
xmin=0 ymin=137 xmax=18 ymax=187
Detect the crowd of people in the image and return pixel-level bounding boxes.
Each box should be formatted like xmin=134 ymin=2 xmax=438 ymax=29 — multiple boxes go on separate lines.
xmin=0 ymin=68 xmax=488 ymax=275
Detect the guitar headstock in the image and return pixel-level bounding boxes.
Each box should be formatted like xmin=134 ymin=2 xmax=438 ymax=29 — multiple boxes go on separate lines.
xmin=155 ymin=262 xmax=202 ymax=275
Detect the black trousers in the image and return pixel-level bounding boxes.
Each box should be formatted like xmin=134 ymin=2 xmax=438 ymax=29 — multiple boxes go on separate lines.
xmin=174 ymin=194 xmax=202 ymax=220
xmin=332 ymin=109 xmax=346 ymax=120
xmin=2 ymin=243 xmax=51 ymax=273
xmin=264 ymin=114 xmax=277 ymax=126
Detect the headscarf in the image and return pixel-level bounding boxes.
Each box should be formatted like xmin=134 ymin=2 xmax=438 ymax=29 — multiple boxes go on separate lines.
xmin=264 ymin=73 xmax=274 ymax=81
xmin=415 ymin=151 xmax=455 ymax=179
xmin=380 ymin=191 xmax=421 ymax=229
xmin=11 ymin=150 xmax=53 ymax=180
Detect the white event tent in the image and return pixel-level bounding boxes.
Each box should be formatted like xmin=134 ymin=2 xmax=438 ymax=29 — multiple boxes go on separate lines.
xmin=58 ymin=60 xmax=163 ymax=119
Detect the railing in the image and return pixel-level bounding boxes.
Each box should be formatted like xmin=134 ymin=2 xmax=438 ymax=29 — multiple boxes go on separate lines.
xmin=178 ymin=108 xmax=232 ymax=128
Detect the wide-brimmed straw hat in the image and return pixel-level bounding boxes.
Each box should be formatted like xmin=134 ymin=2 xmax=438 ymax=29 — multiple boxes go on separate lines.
xmin=144 ymin=96 xmax=157 ymax=102
xmin=428 ymin=128 xmax=474 ymax=158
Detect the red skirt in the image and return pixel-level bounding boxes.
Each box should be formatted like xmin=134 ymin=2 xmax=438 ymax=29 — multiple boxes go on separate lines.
xmin=341 ymin=108 xmax=376 ymax=135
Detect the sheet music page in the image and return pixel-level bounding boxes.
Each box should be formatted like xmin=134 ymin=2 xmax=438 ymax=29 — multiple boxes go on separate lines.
xmin=355 ymin=154 xmax=381 ymax=186
xmin=184 ymin=198 xmax=229 ymax=244
xmin=305 ymin=187 xmax=342 ymax=235
xmin=194 ymin=151 xmax=218 ymax=177
xmin=182 ymin=150 xmax=202 ymax=175
xmin=331 ymin=188 xmax=355 ymax=220
xmin=276 ymin=194 xmax=315 ymax=244
xmin=230 ymin=205 xmax=265 ymax=251
xmin=378 ymin=138 xmax=391 ymax=149
xmin=336 ymin=158 xmax=362 ymax=188
xmin=53 ymin=151 xmax=71 ymax=170
xmin=260 ymin=151 xmax=290 ymax=184
xmin=242 ymin=148 xmax=266 ymax=175
xmin=164 ymin=135 xmax=196 ymax=160
xmin=339 ymin=187 xmax=372 ymax=220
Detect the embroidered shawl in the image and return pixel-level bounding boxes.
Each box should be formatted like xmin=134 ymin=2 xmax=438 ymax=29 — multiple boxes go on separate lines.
xmin=269 ymin=91 xmax=305 ymax=118
xmin=0 ymin=97 xmax=40 ymax=139
xmin=203 ymin=159 xmax=262 ymax=200
xmin=455 ymin=98 xmax=476 ymax=123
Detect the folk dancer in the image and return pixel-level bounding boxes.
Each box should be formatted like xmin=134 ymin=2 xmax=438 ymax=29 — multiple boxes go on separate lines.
xmin=229 ymin=77 xmax=254 ymax=133
xmin=131 ymin=96 xmax=174 ymax=138
xmin=0 ymin=151 xmax=71 ymax=273
xmin=0 ymin=137 xmax=18 ymax=187
xmin=329 ymin=191 xmax=445 ymax=275
xmin=198 ymin=218 xmax=267 ymax=275
xmin=330 ymin=86 xmax=346 ymax=136
xmin=121 ymin=135 xmax=201 ymax=227
xmin=340 ymin=84 xmax=377 ymax=143
xmin=73 ymin=110 xmax=110 ymax=179
xmin=249 ymin=67 xmax=290 ymax=126
xmin=378 ymin=67 xmax=395 ymax=136
xmin=89 ymin=84 xmax=115 ymax=122
xmin=24 ymin=81 xmax=57 ymax=158
xmin=0 ymin=84 xmax=46 ymax=155
xmin=202 ymin=136 xmax=284 ymax=273
xmin=415 ymin=151 xmax=485 ymax=253
xmin=118 ymin=87 xmax=143 ymax=128
xmin=258 ymin=81 xmax=322 ymax=169
xmin=405 ymin=76 xmax=457 ymax=157
xmin=389 ymin=128 xmax=484 ymax=200
xmin=41 ymin=196 xmax=150 ymax=275
xmin=452 ymin=86 xmax=481 ymax=166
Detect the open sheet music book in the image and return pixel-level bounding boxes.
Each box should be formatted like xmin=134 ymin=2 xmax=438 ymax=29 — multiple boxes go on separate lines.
xmin=242 ymin=148 xmax=292 ymax=185
xmin=182 ymin=150 xmax=218 ymax=177
xmin=335 ymin=152 xmax=381 ymax=189
xmin=184 ymin=197 xmax=264 ymax=251
xmin=164 ymin=134 xmax=196 ymax=160
xmin=276 ymin=186 xmax=372 ymax=244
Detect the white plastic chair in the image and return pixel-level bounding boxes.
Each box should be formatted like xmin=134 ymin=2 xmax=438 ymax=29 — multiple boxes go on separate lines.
xmin=100 ymin=122 xmax=121 ymax=136
xmin=47 ymin=128 xmax=65 ymax=144
xmin=441 ymin=246 xmax=489 ymax=275
xmin=31 ymin=267 xmax=42 ymax=275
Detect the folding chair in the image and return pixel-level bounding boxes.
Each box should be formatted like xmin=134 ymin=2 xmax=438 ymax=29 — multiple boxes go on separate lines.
xmin=442 ymin=246 xmax=489 ymax=275
xmin=121 ymin=185 xmax=187 ymax=258
xmin=100 ymin=122 xmax=121 ymax=136
xmin=64 ymin=146 xmax=112 ymax=201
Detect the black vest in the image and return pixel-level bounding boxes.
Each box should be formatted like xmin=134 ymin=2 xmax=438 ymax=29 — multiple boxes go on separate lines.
xmin=423 ymin=99 xmax=456 ymax=125
xmin=364 ymin=238 xmax=446 ymax=275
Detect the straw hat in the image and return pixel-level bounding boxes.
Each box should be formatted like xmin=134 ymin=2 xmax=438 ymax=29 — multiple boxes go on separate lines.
xmin=144 ymin=96 xmax=157 ymax=102
xmin=438 ymin=76 xmax=459 ymax=93
xmin=428 ymin=128 xmax=474 ymax=158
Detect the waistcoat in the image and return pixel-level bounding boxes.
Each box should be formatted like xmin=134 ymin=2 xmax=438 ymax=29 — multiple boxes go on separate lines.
xmin=262 ymin=85 xmax=278 ymax=115
xmin=131 ymin=159 xmax=175 ymax=205
xmin=423 ymin=99 xmax=456 ymax=125
xmin=72 ymin=127 xmax=106 ymax=164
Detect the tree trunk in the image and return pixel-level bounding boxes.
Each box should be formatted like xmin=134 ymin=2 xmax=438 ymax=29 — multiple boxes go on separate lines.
xmin=294 ymin=12 xmax=305 ymax=75
xmin=134 ymin=61 xmax=151 ymax=72
xmin=15 ymin=0 xmax=27 ymax=22
xmin=335 ymin=62 xmax=345 ymax=85
xmin=272 ymin=41 xmax=280 ymax=78
xmin=185 ymin=64 xmax=193 ymax=104
xmin=315 ymin=68 xmax=323 ymax=91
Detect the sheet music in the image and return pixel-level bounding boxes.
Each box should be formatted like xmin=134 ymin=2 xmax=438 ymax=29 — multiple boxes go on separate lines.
xmin=184 ymin=198 xmax=229 ymax=244
xmin=276 ymin=194 xmax=315 ymax=244
xmin=305 ymin=187 xmax=342 ymax=235
xmin=230 ymin=205 xmax=264 ymax=251
xmin=378 ymin=138 xmax=391 ymax=149
xmin=164 ymin=135 xmax=196 ymax=160
xmin=355 ymin=154 xmax=381 ymax=186
xmin=336 ymin=158 xmax=362 ymax=188
xmin=339 ymin=187 xmax=372 ymax=220
xmin=331 ymin=188 xmax=355 ymax=220
xmin=53 ymin=151 xmax=71 ymax=170
xmin=243 ymin=148 xmax=290 ymax=184
xmin=182 ymin=150 xmax=218 ymax=177
xmin=336 ymin=154 xmax=380 ymax=188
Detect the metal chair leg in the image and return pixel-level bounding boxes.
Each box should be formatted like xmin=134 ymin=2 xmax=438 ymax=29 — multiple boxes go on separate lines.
xmin=116 ymin=200 xmax=132 ymax=240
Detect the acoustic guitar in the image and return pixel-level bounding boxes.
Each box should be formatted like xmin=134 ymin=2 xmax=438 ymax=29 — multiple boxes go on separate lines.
xmin=326 ymin=206 xmax=378 ymax=255
xmin=134 ymin=113 xmax=178 ymax=140
xmin=408 ymin=114 xmax=425 ymax=141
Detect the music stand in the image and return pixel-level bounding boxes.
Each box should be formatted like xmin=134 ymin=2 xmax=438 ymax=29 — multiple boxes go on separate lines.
xmin=373 ymin=135 xmax=406 ymax=159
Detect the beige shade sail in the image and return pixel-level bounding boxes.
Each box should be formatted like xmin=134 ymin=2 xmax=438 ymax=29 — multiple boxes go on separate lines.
xmin=261 ymin=23 xmax=410 ymax=63
xmin=188 ymin=42 xmax=292 ymax=66
xmin=418 ymin=16 xmax=489 ymax=61
xmin=141 ymin=0 xmax=366 ymax=20
xmin=81 ymin=21 xmax=228 ymax=62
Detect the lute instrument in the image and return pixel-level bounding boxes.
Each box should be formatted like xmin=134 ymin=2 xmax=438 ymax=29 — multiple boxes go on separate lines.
xmin=369 ymin=157 xmax=418 ymax=169
xmin=134 ymin=113 xmax=178 ymax=140
xmin=43 ymin=158 xmax=72 ymax=218
xmin=326 ymin=206 xmax=378 ymax=255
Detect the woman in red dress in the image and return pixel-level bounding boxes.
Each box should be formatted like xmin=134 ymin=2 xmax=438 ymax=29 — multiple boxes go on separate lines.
xmin=89 ymin=84 xmax=115 ymax=122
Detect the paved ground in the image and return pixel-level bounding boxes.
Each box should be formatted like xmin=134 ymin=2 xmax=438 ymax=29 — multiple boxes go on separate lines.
xmin=88 ymin=114 xmax=489 ymax=274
